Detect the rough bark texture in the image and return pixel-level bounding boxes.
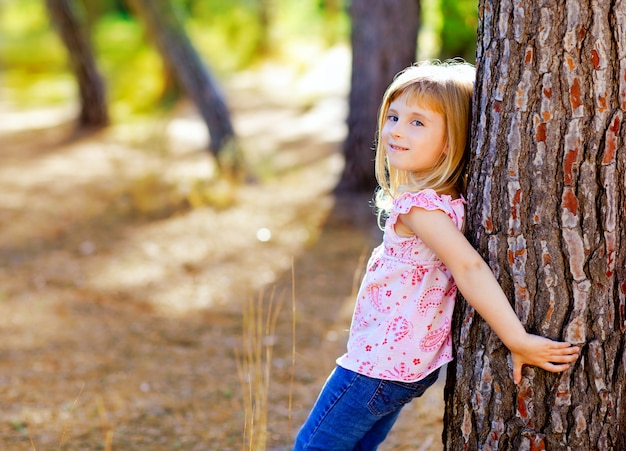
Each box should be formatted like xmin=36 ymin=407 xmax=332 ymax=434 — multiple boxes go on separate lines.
xmin=46 ymin=0 xmax=109 ymax=128
xmin=444 ymin=1 xmax=626 ymax=449
xmin=126 ymin=0 xmax=234 ymax=154
xmin=336 ymin=0 xmax=420 ymax=192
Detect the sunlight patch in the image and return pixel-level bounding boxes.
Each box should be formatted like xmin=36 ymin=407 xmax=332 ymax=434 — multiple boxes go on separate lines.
xmin=0 ymin=104 xmax=77 ymax=133
xmin=256 ymin=227 xmax=272 ymax=242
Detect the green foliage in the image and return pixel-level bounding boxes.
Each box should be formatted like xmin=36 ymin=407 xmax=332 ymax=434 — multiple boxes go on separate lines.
xmin=0 ymin=0 xmax=479 ymax=111
xmin=417 ymin=0 xmax=443 ymax=60
xmin=0 ymin=0 xmax=477 ymax=115
xmin=417 ymin=0 xmax=477 ymax=63
xmin=0 ymin=0 xmax=49 ymax=36
xmin=187 ymin=4 xmax=267 ymax=72
xmin=0 ymin=2 xmax=57 ymax=70
xmin=0 ymin=0 xmax=345 ymax=114
xmin=92 ymin=15 xmax=165 ymax=118
xmin=274 ymin=0 xmax=349 ymax=49
xmin=439 ymin=0 xmax=478 ymax=62
xmin=186 ymin=0 xmax=349 ymax=72
xmin=0 ymin=0 xmax=70 ymax=106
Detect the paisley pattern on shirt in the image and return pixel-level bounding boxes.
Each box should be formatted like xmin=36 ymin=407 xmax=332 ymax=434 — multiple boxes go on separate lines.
xmin=336 ymin=189 xmax=465 ymax=382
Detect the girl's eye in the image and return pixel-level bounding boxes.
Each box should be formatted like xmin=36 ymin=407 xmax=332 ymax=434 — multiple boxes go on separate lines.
xmin=411 ymin=119 xmax=424 ymax=126
xmin=387 ymin=115 xmax=398 ymax=122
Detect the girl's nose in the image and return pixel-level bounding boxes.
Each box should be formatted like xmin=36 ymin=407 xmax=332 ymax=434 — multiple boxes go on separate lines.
xmin=390 ymin=122 xmax=403 ymax=137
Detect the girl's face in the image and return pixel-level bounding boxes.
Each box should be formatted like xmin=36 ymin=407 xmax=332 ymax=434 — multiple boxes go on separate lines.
xmin=381 ymin=92 xmax=447 ymax=174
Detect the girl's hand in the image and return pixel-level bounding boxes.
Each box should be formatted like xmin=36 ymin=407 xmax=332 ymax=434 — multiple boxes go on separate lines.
xmin=510 ymin=334 xmax=580 ymax=384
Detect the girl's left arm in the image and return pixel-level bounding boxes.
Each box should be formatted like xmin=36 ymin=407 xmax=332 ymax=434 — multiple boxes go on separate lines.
xmin=400 ymin=207 xmax=580 ymax=384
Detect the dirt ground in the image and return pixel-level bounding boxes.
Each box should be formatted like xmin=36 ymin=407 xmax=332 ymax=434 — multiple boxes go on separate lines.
xmin=0 ymin=61 xmax=444 ymax=450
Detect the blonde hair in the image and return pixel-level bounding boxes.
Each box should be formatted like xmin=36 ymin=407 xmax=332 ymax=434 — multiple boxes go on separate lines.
xmin=374 ymin=60 xmax=475 ymax=212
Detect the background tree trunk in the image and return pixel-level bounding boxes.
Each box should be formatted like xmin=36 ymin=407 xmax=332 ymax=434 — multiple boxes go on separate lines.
xmin=126 ymin=0 xmax=235 ymax=155
xmin=46 ymin=0 xmax=109 ymax=128
xmin=335 ymin=0 xmax=420 ymax=193
xmin=255 ymin=0 xmax=273 ymax=57
xmin=444 ymin=1 xmax=626 ymax=449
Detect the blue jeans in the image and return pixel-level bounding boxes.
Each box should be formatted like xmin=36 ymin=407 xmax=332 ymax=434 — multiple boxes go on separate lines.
xmin=294 ymin=365 xmax=440 ymax=450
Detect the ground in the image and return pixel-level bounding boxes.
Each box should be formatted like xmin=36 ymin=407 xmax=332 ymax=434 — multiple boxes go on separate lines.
xmin=0 ymin=57 xmax=444 ymax=450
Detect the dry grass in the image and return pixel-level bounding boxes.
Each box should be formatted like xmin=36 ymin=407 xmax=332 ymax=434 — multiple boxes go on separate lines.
xmin=236 ymin=288 xmax=286 ymax=450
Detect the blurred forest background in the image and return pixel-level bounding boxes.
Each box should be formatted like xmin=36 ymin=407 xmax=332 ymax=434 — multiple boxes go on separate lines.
xmin=0 ymin=0 xmax=478 ymax=450
xmin=1 ymin=0 xmax=477 ymax=142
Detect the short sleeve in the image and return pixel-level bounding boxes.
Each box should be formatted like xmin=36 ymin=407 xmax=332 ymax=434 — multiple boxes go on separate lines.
xmin=393 ymin=189 xmax=446 ymax=214
xmin=387 ymin=189 xmax=465 ymax=230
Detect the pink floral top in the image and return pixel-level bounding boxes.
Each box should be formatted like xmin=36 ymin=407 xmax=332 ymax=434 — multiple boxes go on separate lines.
xmin=336 ymin=189 xmax=466 ymax=382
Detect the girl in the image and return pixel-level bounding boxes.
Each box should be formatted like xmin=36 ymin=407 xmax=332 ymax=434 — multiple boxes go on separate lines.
xmin=294 ymin=60 xmax=580 ymax=450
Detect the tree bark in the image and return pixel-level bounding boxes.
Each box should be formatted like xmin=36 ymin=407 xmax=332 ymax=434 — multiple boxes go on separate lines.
xmin=46 ymin=0 xmax=109 ymax=128
xmin=126 ymin=0 xmax=235 ymax=155
xmin=335 ymin=0 xmax=420 ymax=193
xmin=444 ymin=1 xmax=626 ymax=449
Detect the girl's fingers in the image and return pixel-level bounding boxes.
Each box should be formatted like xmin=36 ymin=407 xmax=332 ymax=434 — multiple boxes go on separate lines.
xmin=513 ymin=363 xmax=523 ymax=385
xmin=547 ymin=353 xmax=578 ymax=363
xmin=549 ymin=346 xmax=580 ymax=361
xmin=551 ymin=342 xmax=580 ymax=352
xmin=540 ymin=362 xmax=572 ymax=373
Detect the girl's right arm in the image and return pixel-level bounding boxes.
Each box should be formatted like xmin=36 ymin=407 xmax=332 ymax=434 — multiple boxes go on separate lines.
xmin=400 ymin=207 xmax=580 ymax=384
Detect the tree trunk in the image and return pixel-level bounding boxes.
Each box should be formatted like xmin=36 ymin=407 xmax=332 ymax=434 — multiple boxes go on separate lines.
xmin=126 ymin=0 xmax=235 ymax=155
xmin=46 ymin=0 xmax=109 ymax=128
xmin=256 ymin=0 xmax=273 ymax=57
xmin=444 ymin=1 xmax=626 ymax=449
xmin=335 ymin=0 xmax=420 ymax=193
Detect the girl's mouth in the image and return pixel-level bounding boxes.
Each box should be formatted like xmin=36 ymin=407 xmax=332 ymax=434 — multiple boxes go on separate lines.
xmin=389 ymin=143 xmax=409 ymax=152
